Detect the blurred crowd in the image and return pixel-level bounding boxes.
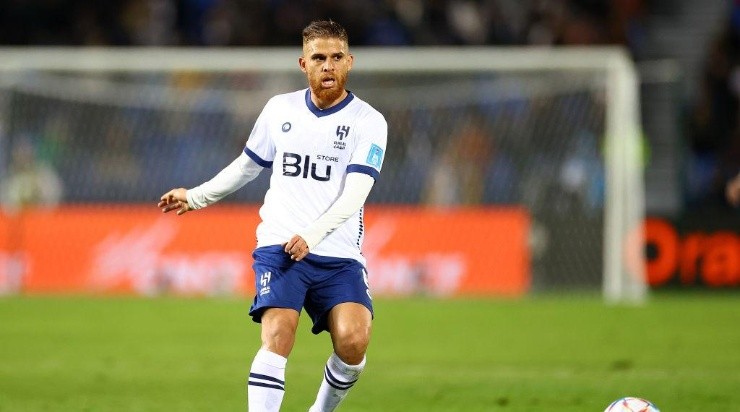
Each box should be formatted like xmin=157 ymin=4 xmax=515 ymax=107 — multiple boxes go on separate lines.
xmin=687 ymin=1 xmax=740 ymax=208
xmin=0 ymin=0 xmax=647 ymax=51
xmin=2 ymin=0 xmax=740 ymax=212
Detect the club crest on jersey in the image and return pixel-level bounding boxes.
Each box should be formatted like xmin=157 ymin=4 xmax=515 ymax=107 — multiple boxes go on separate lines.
xmin=336 ymin=125 xmax=350 ymax=140
xmin=282 ymin=122 xmax=291 ymax=132
xmin=334 ymin=125 xmax=349 ymax=149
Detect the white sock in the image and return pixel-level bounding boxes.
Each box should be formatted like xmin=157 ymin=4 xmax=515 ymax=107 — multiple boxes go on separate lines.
xmin=248 ymin=349 xmax=287 ymax=412
xmin=308 ymin=353 xmax=366 ymax=412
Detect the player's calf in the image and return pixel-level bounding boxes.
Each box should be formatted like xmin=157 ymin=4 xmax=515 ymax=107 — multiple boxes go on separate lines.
xmin=248 ymin=349 xmax=288 ymax=412
xmin=308 ymin=352 xmax=366 ymax=412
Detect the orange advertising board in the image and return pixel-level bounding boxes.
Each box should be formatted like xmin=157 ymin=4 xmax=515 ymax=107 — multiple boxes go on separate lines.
xmin=642 ymin=217 xmax=740 ymax=287
xmin=0 ymin=206 xmax=530 ymax=296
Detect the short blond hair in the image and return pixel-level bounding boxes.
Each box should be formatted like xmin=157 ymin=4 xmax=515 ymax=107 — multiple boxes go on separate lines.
xmin=302 ymin=20 xmax=348 ymax=45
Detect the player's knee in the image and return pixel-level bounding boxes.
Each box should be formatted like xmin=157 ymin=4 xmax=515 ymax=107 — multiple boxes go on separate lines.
xmin=261 ymin=328 xmax=296 ymax=357
xmin=333 ymin=327 xmax=370 ymax=365
xmin=261 ymin=310 xmax=299 ymax=356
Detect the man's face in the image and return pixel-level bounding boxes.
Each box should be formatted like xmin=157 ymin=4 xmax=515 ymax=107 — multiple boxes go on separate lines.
xmin=299 ymin=37 xmax=353 ymax=107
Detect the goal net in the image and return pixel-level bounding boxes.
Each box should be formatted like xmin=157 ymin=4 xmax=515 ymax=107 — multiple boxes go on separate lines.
xmin=0 ymin=47 xmax=645 ymax=302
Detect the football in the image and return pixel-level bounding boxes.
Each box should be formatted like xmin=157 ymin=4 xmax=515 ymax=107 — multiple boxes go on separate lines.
xmin=604 ymin=397 xmax=660 ymax=412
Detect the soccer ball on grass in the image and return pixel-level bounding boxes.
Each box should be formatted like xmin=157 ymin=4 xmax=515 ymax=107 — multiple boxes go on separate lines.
xmin=604 ymin=397 xmax=660 ymax=412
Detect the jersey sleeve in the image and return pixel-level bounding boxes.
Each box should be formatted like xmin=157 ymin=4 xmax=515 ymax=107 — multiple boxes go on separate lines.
xmin=244 ymin=98 xmax=277 ymax=168
xmin=347 ymin=110 xmax=387 ymax=181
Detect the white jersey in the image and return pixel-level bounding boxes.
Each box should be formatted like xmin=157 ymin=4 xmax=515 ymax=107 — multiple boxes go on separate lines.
xmin=245 ymin=89 xmax=387 ymax=265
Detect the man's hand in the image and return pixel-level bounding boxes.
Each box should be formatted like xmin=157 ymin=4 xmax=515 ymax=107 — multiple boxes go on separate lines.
xmin=283 ymin=235 xmax=309 ymax=261
xmin=158 ymin=188 xmax=192 ymax=216
xmin=726 ymin=174 xmax=740 ymax=207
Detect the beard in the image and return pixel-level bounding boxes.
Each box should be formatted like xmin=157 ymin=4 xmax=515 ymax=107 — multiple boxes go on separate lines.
xmin=308 ymin=72 xmax=347 ymax=107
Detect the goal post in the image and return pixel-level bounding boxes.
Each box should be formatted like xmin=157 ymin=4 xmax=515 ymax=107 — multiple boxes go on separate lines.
xmin=0 ymin=47 xmax=645 ymax=302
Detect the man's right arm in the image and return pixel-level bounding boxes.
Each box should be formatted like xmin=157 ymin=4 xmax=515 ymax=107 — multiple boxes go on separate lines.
xmin=158 ymin=151 xmax=263 ymax=216
xmin=186 ymin=151 xmax=264 ymax=209
xmin=159 ymin=96 xmax=275 ymax=216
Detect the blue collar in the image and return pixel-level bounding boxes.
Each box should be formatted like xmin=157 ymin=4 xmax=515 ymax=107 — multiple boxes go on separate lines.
xmin=304 ymin=89 xmax=354 ymax=118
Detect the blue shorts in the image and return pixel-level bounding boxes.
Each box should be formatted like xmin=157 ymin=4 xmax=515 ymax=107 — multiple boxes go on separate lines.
xmin=248 ymin=245 xmax=374 ymax=334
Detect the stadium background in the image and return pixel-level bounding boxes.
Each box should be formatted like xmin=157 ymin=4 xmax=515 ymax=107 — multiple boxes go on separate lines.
xmin=0 ymin=1 xmax=738 ymax=411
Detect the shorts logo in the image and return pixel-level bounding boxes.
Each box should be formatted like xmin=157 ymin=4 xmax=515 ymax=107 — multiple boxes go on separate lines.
xmin=282 ymin=122 xmax=291 ymax=132
xmin=259 ymin=271 xmax=272 ymax=296
xmin=366 ymin=144 xmax=384 ymax=169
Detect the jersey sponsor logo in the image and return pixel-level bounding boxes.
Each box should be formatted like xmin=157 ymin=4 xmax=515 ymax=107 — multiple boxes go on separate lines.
xmin=282 ymin=152 xmax=331 ymax=181
xmin=315 ymin=154 xmax=339 ymax=162
xmin=366 ymin=144 xmax=384 ymax=169
xmin=259 ymin=271 xmax=271 ymax=296
xmin=282 ymin=122 xmax=291 ymax=132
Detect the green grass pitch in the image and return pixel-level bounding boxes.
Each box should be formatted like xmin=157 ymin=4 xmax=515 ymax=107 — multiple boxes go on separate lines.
xmin=1 ymin=292 xmax=738 ymax=411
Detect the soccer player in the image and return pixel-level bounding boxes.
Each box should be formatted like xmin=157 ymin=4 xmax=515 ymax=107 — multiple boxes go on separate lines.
xmin=157 ymin=20 xmax=386 ymax=412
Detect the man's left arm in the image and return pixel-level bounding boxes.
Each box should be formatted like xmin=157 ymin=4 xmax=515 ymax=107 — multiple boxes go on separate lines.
xmin=285 ymin=109 xmax=387 ymax=260
xmin=284 ymin=172 xmax=374 ymax=261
